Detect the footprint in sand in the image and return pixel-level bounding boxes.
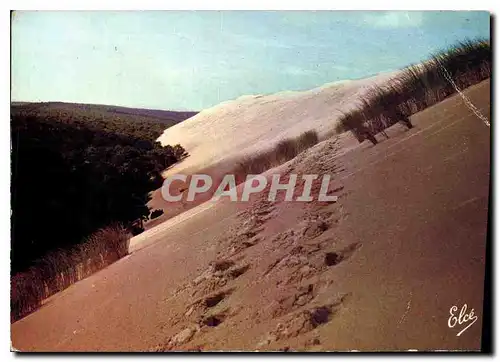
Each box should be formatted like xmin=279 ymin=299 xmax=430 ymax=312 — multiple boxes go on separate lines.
xmin=218 ymin=201 xmax=274 ymax=258
xmin=204 ymin=290 xmax=232 ymax=309
xmin=256 ymin=294 xmax=350 ymax=349
xmin=156 ymin=305 xmax=234 ymax=351
xmin=190 ymin=260 xmax=251 ymax=298
xmin=324 ymin=242 xmax=362 ymax=267
xmin=185 ymin=287 xmax=234 ymax=317
xmin=302 ymin=219 xmax=330 ymax=239
xmin=200 ymin=309 xmax=229 ymax=327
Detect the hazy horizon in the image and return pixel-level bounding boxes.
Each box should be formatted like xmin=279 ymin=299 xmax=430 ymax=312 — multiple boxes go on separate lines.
xmin=12 ymin=11 xmax=490 ymax=111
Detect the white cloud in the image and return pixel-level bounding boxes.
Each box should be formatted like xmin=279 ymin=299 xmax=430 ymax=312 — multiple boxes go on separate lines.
xmin=362 ymin=11 xmax=424 ymax=28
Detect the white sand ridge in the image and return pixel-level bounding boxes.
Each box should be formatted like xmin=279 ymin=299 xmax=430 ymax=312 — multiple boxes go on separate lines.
xmin=158 ymin=71 xmax=399 ymax=175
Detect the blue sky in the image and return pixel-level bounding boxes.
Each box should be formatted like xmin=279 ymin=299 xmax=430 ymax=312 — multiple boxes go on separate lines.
xmin=11 ymin=11 xmax=490 ymax=111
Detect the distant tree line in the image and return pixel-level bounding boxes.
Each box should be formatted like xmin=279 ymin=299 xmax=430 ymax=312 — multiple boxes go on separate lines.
xmin=11 ymin=103 xmax=190 ymax=274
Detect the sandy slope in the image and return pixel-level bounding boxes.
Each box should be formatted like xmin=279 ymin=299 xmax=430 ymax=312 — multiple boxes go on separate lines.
xmin=157 ymin=72 xmax=398 ymax=176
xmin=11 ymin=80 xmax=490 ymax=351
xmin=146 ymin=72 xmax=398 ymax=224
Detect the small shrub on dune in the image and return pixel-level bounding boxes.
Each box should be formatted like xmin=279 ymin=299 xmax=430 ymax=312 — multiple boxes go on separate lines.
xmin=274 ymin=139 xmax=298 ymax=163
xmin=336 ymin=110 xmax=376 ymax=144
xmin=296 ymin=130 xmax=320 ymax=152
xmin=235 ymin=152 xmax=274 ymax=178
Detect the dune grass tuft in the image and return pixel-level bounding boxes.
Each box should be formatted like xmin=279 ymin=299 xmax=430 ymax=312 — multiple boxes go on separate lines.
xmin=336 ymin=38 xmax=491 ymax=143
xmin=234 ymin=130 xmax=319 ymax=180
xmin=11 ymin=224 xmax=130 ymax=322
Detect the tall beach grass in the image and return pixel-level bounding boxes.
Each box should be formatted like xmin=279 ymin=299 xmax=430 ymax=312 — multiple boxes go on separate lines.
xmin=335 ymin=38 xmax=491 ymax=143
xmin=11 ymin=225 xmax=130 ymax=322
xmin=233 ymin=130 xmax=319 ymax=181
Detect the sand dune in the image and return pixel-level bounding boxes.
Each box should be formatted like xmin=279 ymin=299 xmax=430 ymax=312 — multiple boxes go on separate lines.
xmin=11 ymin=81 xmax=490 ymax=351
xmin=157 ymin=71 xmax=398 ymax=175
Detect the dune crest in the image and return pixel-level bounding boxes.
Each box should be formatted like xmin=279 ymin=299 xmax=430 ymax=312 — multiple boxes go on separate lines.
xmin=157 ymin=71 xmax=398 ymax=175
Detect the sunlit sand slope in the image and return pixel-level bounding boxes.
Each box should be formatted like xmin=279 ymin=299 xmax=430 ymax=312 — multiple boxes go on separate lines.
xmin=157 ymin=72 xmax=398 ymax=174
